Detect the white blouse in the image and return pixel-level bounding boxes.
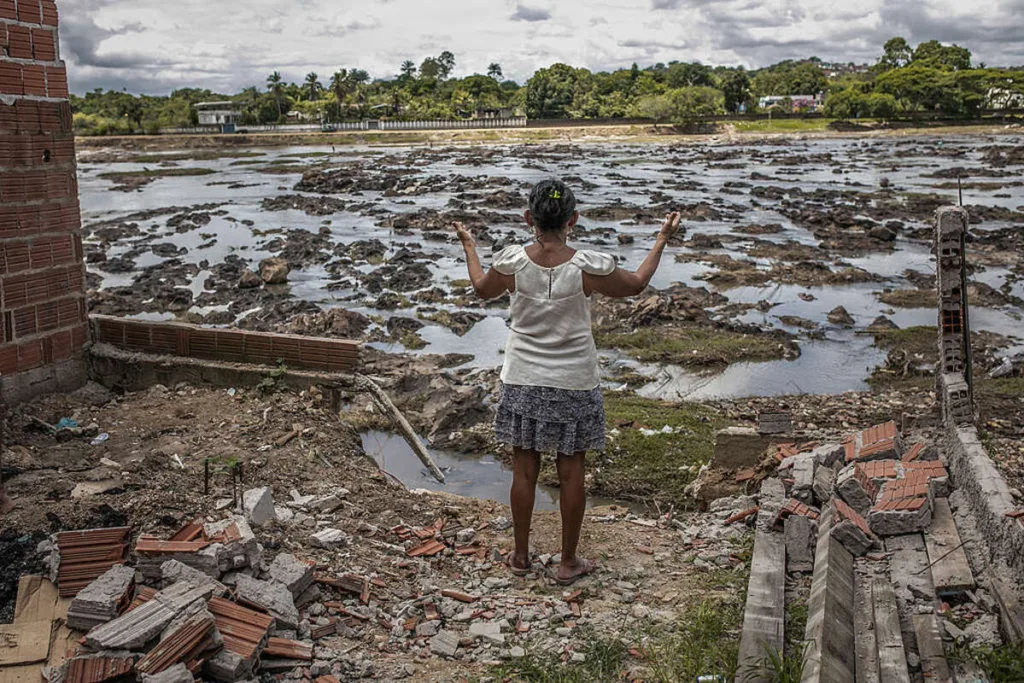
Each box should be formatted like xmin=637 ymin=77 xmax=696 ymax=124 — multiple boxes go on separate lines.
xmin=492 ymin=244 xmax=616 ymax=391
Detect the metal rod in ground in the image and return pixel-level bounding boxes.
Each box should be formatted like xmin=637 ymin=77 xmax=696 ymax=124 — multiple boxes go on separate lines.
xmin=354 ymin=374 xmax=446 ymax=484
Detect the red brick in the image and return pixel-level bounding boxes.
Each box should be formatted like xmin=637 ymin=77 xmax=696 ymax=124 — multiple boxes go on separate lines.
xmin=31 ymin=27 xmax=56 ymax=61
xmin=0 ymin=345 xmax=17 ymax=374
xmin=834 ymin=498 xmax=872 ymax=537
xmin=22 ymin=63 xmax=47 ymax=96
xmin=15 ymin=99 xmax=39 ymax=133
xmin=0 ymin=0 xmax=17 ymax=19
xmin=39 ymin=0 xmax=56 ymax=26
xmin=16 ymin=0 xmax=42 ymax=23
xmin=0 ymin=62 xmax=22 ymax=96
xmin=45 ymin=64 xmax=67 ymax=98
xmin=902 ymin=442 xmax=926 ymax=463
xmin=6 ymin=23 xmax=33 ymax=59
xmin=1 ymin=239 xmax=30 ymax=273
xmin=17 ymin=338 xmax=43 ymax=371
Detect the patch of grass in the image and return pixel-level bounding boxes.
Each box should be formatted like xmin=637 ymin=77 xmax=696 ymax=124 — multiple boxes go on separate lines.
xmin=449 ymin=278 xmax=472 ymax=288
xmin=130 ymin=151 xmax=265 ymax=163
xmin=785 ymin=599 xmax=808 ymax=648
xmin=950 ymin=640 xmax=1024 ymax=683
xmin=871 ymin=326 xmax=936 ymax=358
xmin=399 ymin=331 xmax=427 ymax=350
xmin=643 ymin=597 xmax=745 ymax=682
xmin=98 ymin=167 xmax=217 ymax=180
xmin=979 ymin=377 xmax=1024 ymax=398
xmin=491 ymin=628 xmax=629 ymax=683
xmin=589 ymin=394 xmax=731 ymax=505
xmin=746 ymin=642 xmax=809 ymax=683
xmin=595 ymin=327 xmax=792 ymax=367
xmin=731 ymin=118 xmax=834 ymax=133
xmin=877 ymin=289 xmax=937 ymax=308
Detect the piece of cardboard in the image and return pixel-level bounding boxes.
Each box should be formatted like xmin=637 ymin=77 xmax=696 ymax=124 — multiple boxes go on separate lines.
xmin=1 ymin=576 xmax=79 ymax=681
xmin=0 ymin=621 xmax=51 ymax=666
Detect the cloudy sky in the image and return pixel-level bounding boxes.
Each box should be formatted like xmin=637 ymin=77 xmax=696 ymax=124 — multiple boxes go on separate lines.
xmin=60 ymin=0 xmax=1024 ymax=95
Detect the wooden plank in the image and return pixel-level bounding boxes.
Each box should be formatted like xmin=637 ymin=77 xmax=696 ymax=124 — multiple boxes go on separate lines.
xmin=853 ymin=566 xmax=880 ymax=683
xmin=884 ymin=533 xmax=934 ymax=667
xmin=802 ymin=503 xmax=856 ymax=683
xmin=924 ymin=498 xmax=975 ymax=596
xmin=912 ymin=613 xmax=952 ymax=682
xmin=736 ymin=526 xmax=786 ymax=682
xmin=872 ymin=578 xmax=911 ymax=683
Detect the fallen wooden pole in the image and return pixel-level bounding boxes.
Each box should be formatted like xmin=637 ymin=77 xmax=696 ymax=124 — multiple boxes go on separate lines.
xmin=355 ymin=374 xmax=446 ymax=484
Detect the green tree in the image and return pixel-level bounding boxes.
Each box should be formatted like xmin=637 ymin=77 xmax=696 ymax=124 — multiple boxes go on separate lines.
xmin=631 ymin=93 xmax=675 ymax=124
xmin=878 ymin=37 xmax=913 ymax=71
xmin=487 ymin=62 xmax=504 ymax=80
xmin=399 ymin=60 xmax=417 ymax=81
xmin=721 ymin=68 xmax=751 ymax=113
xmin=438 ymin=51 xmax=456 ymax=79
xmin=666 ymin=86 xmax=725 ymax=121
xmin=266 ymin=71 xmax=284 ymax=119
xmin=304 ymin=72 xmax=323 ymax=101
xmin=666 ymin=62 xmax=714 ymax=88
xmin=525 ymin=63 xmax=589 ymax=118
xmin=420 ymin=57 xmax=442 ymax=80
xmin=912 ymin=40 xmax=972 ymax=71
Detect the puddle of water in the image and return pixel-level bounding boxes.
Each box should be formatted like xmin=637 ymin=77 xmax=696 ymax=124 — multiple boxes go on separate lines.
xmin=361 ymin=431 xmax=625 ymax=511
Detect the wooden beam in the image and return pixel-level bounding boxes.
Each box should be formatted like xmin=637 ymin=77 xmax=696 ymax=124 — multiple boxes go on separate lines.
xmin=853 ymin=566 xmax=880 ymax=683
xmin=736 ymin=521 xmax=786 ymax=682
xmin=912 ymin=613 xmax=951 ymax=682
xmin=924 ymin=498 xmax=975 ymax=596
xmin=802 ymin=503 xmax=855 ymax=683
xmin=872 ymin=578 xmax=911 ymax=683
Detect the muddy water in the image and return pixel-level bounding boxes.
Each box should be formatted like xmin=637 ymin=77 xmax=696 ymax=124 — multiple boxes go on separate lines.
xmin=361 ymin=431 xmax=625 ymax=510
xmin=78 ymin=135 xmax=1024 ymax=400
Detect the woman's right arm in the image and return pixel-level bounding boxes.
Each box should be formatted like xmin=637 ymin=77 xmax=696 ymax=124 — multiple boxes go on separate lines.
xmin=586 ymin=212 xmax=681 ymax=298
xmin=454 ymin=222 xmax=513 ymax=299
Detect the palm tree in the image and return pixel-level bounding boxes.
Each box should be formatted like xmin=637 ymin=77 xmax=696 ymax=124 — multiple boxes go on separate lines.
xmin=400 ymin=60 xmax=417 ymax=80
xmin=266 ymin=71 xmax=284 ymax=119
xmin=304 ymin=72 xmax=322 ymax=101
xmin=487 ymin=63 xmax=503 ymax=81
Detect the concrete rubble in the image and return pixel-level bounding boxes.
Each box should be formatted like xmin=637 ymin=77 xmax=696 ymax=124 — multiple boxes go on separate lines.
xmin=66 ymin=564 xmax=136 ymax=631
xmin=241 ymin=486 xmax=276 ymax=526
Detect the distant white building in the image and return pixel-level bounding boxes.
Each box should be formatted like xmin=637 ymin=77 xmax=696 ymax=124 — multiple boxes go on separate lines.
xmin=196 ymin=101 xmax=242 ymax=126
xmin=987 ymin=87 xmax=1024 ymax=110
xmin=759 ymin=94 xmax=824 ymax=112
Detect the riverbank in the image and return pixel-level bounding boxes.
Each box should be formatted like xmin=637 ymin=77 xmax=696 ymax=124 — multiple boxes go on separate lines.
xmin=73 ymin=119 xmax=1024 ymax=153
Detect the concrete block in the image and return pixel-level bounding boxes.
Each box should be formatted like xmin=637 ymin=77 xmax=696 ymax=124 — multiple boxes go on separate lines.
xmin=310 ymin=491 xmax=347 ymax=512
xmin=295 ymin=583 xmax=322 ymax=609
xmin=140 ymin=662 xmax=194 ymax=683
xmin=205 ymin=648 xmax=253 ymax=682
xmin=785 ymin=515 xmax=816 ymax=572
xmin=811 ymin=444 xmax=845 ymax=469
xmin=243 ymin=487 xmax=276 ymax=526
xmin=469 ymin=621 xmax=505 ymax=644
xmin=84 ymin=598 xmax=178 ymax=651
xmin=868 ymin=497 xmax=933 ymax=537
xmin=310 ymin=528 xmax=350 ymax=548
xmin=235 ymin=575 xmax=299 ymax=630
xmin=160 ymin=559 xmax=227 ymax=596
xmin=268 ymin=554 xmax=314 ymax=597
xmin=757 ymin=412 xmax=791 ymax=435
xmin=836 ymin=465 xmax=875 ymax=517
xmin=713 ymin=427 xmax=772 ymax=470
xmin=430 ymin=630 xmax=460 ymax=657
xmin=812 ymin=466 xmax=835 ymax=506
xmin=790 ymin=455 xmax=817 ymax=505
xmin=66 ymin=564 xmax=136 ymax=631
xmin=204 ymin=516 xmax=261 ymax=571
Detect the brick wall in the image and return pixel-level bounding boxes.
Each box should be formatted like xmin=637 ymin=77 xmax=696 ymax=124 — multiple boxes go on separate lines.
xmin=1 ymin=0 xmax=88 ymax=403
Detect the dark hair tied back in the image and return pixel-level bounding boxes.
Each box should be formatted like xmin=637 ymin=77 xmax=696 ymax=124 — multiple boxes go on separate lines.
xmin=529 ymin=179 xmax=577 ymax=233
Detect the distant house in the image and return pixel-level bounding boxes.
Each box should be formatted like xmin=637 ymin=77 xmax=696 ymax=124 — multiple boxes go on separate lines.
xmin=475 ymin=107 xmax=515 ymax=119
xmin=196 ymin=101 xmax=242 ymax=126
xmin=758 ymin=94 xmax=825 ymax=112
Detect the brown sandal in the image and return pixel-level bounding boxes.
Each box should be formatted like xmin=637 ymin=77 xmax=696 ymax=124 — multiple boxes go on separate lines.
xmin=505 ymin=552 xmax=531 ymax=577
xmin=553 ymin=558 xmax=598 ymax=586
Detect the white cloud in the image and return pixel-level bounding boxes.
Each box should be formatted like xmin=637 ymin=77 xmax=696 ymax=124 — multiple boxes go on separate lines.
xmin=57 ymin=0 xmax=1024 ymax=95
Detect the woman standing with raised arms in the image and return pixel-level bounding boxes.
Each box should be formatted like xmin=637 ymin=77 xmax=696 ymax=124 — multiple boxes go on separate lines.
xmin=454 ymin=178 xmax=681 ymax=584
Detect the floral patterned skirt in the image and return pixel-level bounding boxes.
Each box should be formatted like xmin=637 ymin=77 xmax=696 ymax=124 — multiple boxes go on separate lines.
xmin=494 ymin=383 xmax=606 ymax=455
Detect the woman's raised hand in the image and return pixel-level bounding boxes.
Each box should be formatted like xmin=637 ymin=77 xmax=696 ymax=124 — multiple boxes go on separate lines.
xmin=453 ymin=221 xmax=476 ymax=248
xmin=658 ymin=212 xmax=682 ymax=242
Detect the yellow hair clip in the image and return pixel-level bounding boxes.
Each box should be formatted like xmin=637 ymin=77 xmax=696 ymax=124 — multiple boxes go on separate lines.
xmin=549 ymin=189 xmax=562 ymax=199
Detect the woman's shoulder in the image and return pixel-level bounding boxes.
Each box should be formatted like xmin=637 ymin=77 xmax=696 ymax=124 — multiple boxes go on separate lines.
xmin=571 ymin=249 xmax=617 ymax=276
xmin=492 ymin=244 xmax=529 ymax=275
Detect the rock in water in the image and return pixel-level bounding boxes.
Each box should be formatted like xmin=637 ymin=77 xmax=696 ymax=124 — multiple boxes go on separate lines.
xmin=237 ymin=269 xmax=262 ymax=289
xmin=827 ymin=306 xmax=855 ymax=326
xmin=259 ymin=258 xmax=291 ymax=285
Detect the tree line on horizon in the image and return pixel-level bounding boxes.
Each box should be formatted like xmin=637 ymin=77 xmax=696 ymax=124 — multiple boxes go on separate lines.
xmin=70 ymin=39 xmax=1024 ymax=135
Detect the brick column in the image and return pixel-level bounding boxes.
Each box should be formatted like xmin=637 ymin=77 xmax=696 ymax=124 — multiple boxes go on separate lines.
xmin=935 ymin=206 xmax=974 ymax=426
xmin=1 ymin=0 xmax=88 ymax=404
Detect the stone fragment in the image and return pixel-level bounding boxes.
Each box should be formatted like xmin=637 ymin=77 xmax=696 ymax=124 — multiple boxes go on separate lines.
xmin=140 ymin=662 xmax=194 ymax=683
xmin=310 ymin=528 xmax=350 ymax=548
xmin=831 ymin=499 xmax=877 ymax=557
xmin=83 ymin=598 xmax=177 ymax=651
xmin=310 ymin=492 xmax=345 ymax=513
xmin=416 ymin=621 xmax=439 ymax=637
xmin=204 ymin=516 xmax=262 ymax=572
xmin=469 ymin=621 xmax=506 ymax=644
xmin=811 ymin=444 xmax=845 ymax=469
xmin=430 ymin=630 xmax=460 ymax=657
xmin=868 ymin=496 xmax=933 ymax=537
xmin=813 ymin=466 xmax=836 ymax=506
xmin=259 ymin=257 xmax=291 ymax=284
xmin=243 ymin=487 xmax=276 ymax=526
xmin=67 ymin=564 xmax=136 ymax=631
xmin=790 ymin=454 xmax=817 ymax=505
xmin=828 ymin=306 xmax=855 ymax=326
xmin=785 ymin=515 xmax=816 ymax=572
xmin=757 ymin=412 xmax=791 ymax=435
xmin=713 ymin=427 xmax=773 ymax=469
xmin=268 ymin=554 xmax=314 ymax=597
xmin=295 ymin=583 xmax=322 ymax=609
xmin=235 ymin=575 xmax=299 ymax=629
xmin=237 ymin=269 xmax=262 ymax=289
xmin=159 ymin=560 xmax=227 ymax=596
xmin=836 ymin=464 xmax=876 ymax=517
xmin=205 ymin=649 xmax=252 ymax=682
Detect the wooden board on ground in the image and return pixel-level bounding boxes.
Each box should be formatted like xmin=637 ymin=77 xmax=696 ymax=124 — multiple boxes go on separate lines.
xmin=853 ymin=565 xmax=880 ymax=683
xmin=884 ymin=533 xmax=936 ymax=605
xmin=912 ymin=613 xmax=952 ymax=682
xmin=736 ymin=526 xmax=786 ymax=682
xmin=802 ymin=503 xmax=855 ymax=683
xmin=872 ymin=578 xmax=911 ymax=683
xmin=924 ymin=498 xmax=975 ymax=596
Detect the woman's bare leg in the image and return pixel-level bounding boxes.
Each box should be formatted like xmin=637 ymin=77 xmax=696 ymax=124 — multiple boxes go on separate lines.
xmin=556 ymin=451 xmax=594 ymax=582
xmin=510 ymin=447 xmax=540 ymax=570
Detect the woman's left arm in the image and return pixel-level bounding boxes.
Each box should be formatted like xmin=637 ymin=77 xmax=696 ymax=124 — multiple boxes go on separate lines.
xmin=454 ymin=222 xmax=513 ymax=299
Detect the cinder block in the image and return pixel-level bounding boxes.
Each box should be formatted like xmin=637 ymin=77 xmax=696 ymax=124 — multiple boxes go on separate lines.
xmin=786 ymin=515 xmax=816 ymax=572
